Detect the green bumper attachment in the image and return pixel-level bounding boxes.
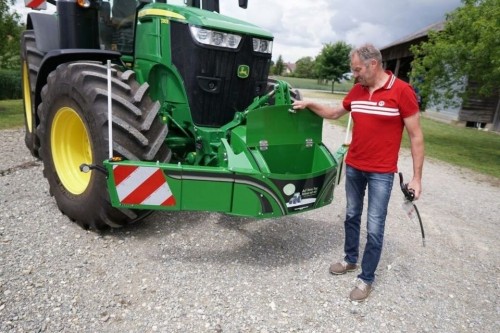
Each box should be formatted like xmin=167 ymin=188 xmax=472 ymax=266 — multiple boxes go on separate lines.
xmin=104 ymin=104 xmax=347 ymax=218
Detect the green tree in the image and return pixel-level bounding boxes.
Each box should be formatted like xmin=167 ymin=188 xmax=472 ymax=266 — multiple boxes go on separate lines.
xmin=273 ymin=55 xmax=285 ymax=76
xmin=0 ymin=0 xmax=23 ymax=70
xmin=411 ymin=0 xmax=500 ymax=107
xmin=294 ymin=56 xmax=315 ymax=78
xmin=315 ymin=41 xmax=352 ymax=93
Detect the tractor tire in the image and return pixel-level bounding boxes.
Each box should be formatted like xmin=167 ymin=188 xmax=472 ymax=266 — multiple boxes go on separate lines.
xmin=21 ymin=30 xmax=45 ymax=158
xmin=37 ymin=62 xmax=171 ymax=230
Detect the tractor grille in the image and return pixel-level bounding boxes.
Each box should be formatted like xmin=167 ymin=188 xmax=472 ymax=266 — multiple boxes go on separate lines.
xmin=171 ymin=22 xmax=272 ymax=127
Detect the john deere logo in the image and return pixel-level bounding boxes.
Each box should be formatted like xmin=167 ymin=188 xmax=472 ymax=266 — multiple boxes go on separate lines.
xmin=237 ymin=65 xmax=250 ymax=78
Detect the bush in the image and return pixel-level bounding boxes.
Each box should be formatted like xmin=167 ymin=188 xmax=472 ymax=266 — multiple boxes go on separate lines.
xmin=0 ymin=70 xmax=22 ymax=100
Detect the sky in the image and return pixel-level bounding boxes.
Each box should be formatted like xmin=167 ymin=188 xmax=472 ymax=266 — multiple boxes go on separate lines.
xmin=13 ymin=0 xmax=463 ymax=63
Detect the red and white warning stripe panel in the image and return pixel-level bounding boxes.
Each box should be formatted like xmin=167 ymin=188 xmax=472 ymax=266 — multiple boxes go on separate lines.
xmin=25 ymin=0 xmax=47 ymax=10
xmin=112 ymin=165 xmax=176 ymax=206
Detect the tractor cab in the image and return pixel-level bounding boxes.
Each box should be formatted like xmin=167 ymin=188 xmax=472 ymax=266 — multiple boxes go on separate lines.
xmin=98 ymin=0 xmax=138 ymax=53
xmin=99 ymin=0 xmax=249 ymax=53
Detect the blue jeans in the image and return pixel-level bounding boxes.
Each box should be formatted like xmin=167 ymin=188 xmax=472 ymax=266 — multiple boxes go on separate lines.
xmin=343 ymin=165 xmax=394 ymax=284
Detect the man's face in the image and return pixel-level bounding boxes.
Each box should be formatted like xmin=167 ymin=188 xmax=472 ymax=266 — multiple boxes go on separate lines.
xmin=351 ymin=54 xmax=375 ymax=87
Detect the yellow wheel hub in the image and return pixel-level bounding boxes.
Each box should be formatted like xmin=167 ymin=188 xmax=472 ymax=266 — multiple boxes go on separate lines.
xmin=22 ymin=61 xmax=33 ymax=132
xmin=51 ymin=107 xmax=92 ymax=195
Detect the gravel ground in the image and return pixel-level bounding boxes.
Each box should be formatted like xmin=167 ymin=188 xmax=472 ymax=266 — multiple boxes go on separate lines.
xmin=1 ymin=115 xmax=499 ymax=332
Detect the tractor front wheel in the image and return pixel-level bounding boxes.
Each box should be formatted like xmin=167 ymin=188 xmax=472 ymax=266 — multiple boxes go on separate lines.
xmin=37 ymin=62 xmax=170 ymax=230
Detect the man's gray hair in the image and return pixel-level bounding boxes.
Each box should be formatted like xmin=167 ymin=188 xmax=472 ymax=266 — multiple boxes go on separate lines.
xmin=350 ymin=43 xmax=382 ymax=64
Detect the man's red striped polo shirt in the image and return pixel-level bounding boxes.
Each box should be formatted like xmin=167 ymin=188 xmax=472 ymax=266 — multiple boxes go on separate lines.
xmin=342 ymin=71 xmax=419 ymax=173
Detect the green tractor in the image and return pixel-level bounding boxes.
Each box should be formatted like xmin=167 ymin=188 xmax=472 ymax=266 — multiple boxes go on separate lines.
xmin=21 ymin=0 xmax=346 ymax=230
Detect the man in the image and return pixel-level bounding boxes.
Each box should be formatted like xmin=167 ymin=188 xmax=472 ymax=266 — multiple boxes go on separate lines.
xmin=292 ymin=43 xmax=424 ymax=302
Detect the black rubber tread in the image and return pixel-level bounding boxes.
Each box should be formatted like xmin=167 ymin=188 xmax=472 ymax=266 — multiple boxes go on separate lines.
xmin=37 ymin=62 xmax=171 ymax=230
xmin=21 ymin=30 xmax=45 ymax=158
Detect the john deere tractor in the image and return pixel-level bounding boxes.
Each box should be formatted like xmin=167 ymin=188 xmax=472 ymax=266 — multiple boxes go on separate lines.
xmin=21 ymin=0 xmax=346 ymax=230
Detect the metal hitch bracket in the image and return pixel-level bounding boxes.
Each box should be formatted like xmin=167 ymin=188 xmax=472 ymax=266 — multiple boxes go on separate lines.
xmin=80 ymin=163 xmax=108 ymax=177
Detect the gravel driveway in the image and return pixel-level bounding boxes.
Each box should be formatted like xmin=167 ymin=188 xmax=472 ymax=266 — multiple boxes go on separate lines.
xmin=1 ymin=119 xmax=499 ymax=332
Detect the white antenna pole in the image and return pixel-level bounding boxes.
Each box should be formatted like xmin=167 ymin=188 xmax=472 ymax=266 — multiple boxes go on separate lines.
xmin=107 ymin=60 xmax=113 ymax=159
xmin=344 ymin=112 xmax=352 ymax=144
xmin=335 ymin=112 xmax=353 ymax=186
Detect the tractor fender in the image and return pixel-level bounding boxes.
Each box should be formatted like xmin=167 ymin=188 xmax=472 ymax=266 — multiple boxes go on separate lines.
xmin=26 ymin=12 xmax=60 ymax=53
xmin=35 ymin=49 xmax=122 ymax=111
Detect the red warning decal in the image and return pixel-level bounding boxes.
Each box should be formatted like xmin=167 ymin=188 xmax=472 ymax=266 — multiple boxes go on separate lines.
xmin=25 ymin=0 xmax=47 ymax=10
xmin=113 ymin=165 xmax=176 ymax=206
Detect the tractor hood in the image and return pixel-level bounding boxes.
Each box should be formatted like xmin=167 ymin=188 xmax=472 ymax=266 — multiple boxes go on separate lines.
xmin=139 ymin=3 xmax=273 ymax=39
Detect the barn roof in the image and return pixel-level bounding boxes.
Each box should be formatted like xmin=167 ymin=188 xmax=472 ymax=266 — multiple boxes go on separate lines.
xmin=381 ymin=21 xmax=445 ymax=50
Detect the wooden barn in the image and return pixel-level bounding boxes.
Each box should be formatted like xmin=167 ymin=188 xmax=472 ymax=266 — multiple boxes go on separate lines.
xmin=380 ymin=21 xmax=500 ymax=132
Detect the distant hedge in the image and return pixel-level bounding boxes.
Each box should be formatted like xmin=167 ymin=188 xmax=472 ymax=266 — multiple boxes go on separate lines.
xmin=0 ymin=70 xmax=22 ymax=100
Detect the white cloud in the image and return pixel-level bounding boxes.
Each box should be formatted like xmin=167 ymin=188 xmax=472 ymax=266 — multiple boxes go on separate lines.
xmin=13 ymin=0 xmax=462 ymax=62
xmin=344 ymin=22 xmax=389 ymax=49
xmin=222 ymin=0 xmax=462 ymax=62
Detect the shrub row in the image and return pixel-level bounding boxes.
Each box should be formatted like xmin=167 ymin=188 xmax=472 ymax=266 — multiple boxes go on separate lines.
xmin=0 ymin=70 xmax=22 ymax=100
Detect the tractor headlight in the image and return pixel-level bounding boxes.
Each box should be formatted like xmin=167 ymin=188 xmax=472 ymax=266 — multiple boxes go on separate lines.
xmin=190 ymin=26 xmax=242 ymax=49
xmin=252 ymin=38 xmax=273 ymax=54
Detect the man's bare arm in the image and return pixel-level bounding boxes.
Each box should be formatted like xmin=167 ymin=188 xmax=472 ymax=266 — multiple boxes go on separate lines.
xmin=403 ymin=112 xmax=425 ymax=200
xmin=292 ymin=100 xmax=349 ymax=120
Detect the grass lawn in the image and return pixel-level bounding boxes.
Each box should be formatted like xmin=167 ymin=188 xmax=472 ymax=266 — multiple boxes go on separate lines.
xmin=295 ymin=88 xmax=500 ymax=179
xmin=403 ymin=118 xmax=500 ymax=178
xmin=328 ymin=112 xmax=500 ymax=180
xmin=1 ymin=97 xmax=499 ymax=179
xmin=297 ymin=89 xmax=346 ymax=101
xmin=272 ymin=75 xmax=354 ymax=93
xmin=0 ymin=99 xmax=24 ymax=130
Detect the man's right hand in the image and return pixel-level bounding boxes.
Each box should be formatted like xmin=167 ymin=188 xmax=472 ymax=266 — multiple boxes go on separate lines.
xmin=292 ymin=100 xmax=309 ymax=110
